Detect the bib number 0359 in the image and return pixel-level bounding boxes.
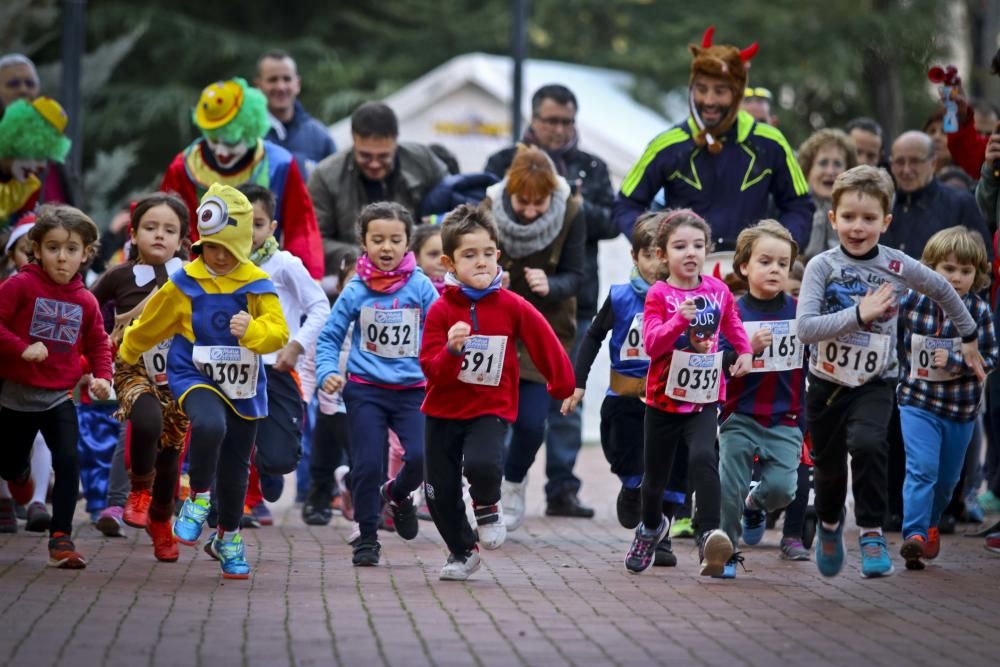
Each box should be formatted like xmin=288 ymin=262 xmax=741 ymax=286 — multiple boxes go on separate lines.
xmin=664 ymin=350 xmax=723 ymax=404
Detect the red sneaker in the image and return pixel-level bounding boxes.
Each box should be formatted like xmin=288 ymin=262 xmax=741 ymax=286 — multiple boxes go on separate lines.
xmin=123 ymin=489 xmax=152 ymax=528
xmin=146 ymin=518 xmax=179 ymax=562
xmin=925 ymin=526 xmax=941 ymax=560
xmin=985 ymin=533 xmax=1000 ymax=554
xmin=47 ymin=532 xmax=86 ymax=569
xmin=8 ymin=472 xmax=34 ymax=507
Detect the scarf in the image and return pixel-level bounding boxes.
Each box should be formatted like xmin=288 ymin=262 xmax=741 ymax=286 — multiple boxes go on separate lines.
xmin=356 ymin=251 xmax=416 ymax=294
xmin=486 ymin=179 xmax=570 ymax=259
xmin=444 ymin=268 xmax=503 ymax=302
xmin=629 ymin=266 xmax=651 ymax=298
xmin=521 ymin=126 xmax=579 ymax=177
xmin=249 ymin=236 xmax=280 ymax=267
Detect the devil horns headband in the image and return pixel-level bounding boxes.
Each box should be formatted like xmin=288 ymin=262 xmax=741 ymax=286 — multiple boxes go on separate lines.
xmin=699 ymin=25 xmax=759 ymax=63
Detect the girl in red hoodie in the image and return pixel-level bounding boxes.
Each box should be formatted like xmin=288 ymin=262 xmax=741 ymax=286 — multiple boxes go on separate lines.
xmin=419 ymin=204 xmax=575 ymax=581
xmin=0 ymin=205 xmax=113 ymax=569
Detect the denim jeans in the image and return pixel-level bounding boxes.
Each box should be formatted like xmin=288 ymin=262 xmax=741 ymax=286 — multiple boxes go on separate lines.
xmin=899 ymin=405 xmax=975 ymax=539
xmin=539 ymin=317 xmax=588 ymax=499
xmin=503 ymin=380 xmax=552 ymax=484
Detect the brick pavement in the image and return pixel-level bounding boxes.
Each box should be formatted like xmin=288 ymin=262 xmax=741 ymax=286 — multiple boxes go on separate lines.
xmin=1 ymin=445 xmax=998 ymax=667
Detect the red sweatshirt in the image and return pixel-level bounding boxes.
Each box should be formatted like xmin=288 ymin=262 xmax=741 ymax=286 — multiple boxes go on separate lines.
xmin=420 ymin=286 xmax=575 ymax=422
xmin=0 ymin=263 xmax=113 ymax=389
xmin=947 ymin=108 xmax=988 ymax=181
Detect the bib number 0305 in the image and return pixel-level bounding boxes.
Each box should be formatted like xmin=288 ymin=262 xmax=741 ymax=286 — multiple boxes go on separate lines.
xmin=360 ymin=307 xmax=419 ymax=358
xmin=192 ymin=345 xmax=258 ymax=399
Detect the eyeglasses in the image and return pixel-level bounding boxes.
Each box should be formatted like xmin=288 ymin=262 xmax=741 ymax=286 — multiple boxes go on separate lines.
xmin=3 ymin=78 xmax=37 ymax=90
xmin=534 ymin=115 xmax=575 ymax=128
xmin=890 ymin=156 xmax=931 ymax=168
xmin=356 ymin=150 xmax=395 ymax=165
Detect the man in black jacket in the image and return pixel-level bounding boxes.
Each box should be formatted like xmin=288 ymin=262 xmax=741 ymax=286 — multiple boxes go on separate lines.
xmin=485 ymin=84 xmax=616 ymax=518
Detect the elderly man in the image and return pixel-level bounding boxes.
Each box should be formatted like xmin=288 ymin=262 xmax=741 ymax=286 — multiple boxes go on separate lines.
xmin=484 ymin=84 xmax=616 ymax=519
xmin=881 ymin=131 xmax=991 ymax=259
xmin=740 ymin=86 xmax=776 ymax=126
xmin=308 ymin=102 xmax=448 ymax=275
xmin=256 ymin=50 xmax=336 ymax=181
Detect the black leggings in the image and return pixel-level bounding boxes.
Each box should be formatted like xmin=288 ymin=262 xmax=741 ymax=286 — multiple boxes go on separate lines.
xmin=0 ymin=401 xmax=79 ymax=535
xmin=129 ymin=393 xmax=162 ymax=479
xmin=309 ymin=411 xmax=349 ymax=492
xmin=782 ymin=462 xmax=812 ymax=538
xmin=641 ymin=406 xmax=719 ymax=533
xmin=183 ymin=389 xmax=258 ymax=532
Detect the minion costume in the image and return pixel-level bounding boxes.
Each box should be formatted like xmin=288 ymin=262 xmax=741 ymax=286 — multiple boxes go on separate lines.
xmin=120 ymin=183 xmax=288 ymax=579
xmin=0 ymin=97 xmax=71 ymax=229
xmin=160 ymin=78 xmax=324 ymax=279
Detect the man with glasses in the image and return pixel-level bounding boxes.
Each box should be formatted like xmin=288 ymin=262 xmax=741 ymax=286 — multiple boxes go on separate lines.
xmin=483 ymin=84 xmax=616 ymax=519
xmin=309 ymin=102 xmax=448 ymax=276
xmin=882 ymin=131 xmax=990 ymax=260
xmin=741 ymin=86 xmax=776 ymax=126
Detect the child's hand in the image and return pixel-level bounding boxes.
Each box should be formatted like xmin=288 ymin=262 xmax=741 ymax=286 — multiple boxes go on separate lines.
xmin=523 ymin=267 xmax=549 ymax=297
xmin=858 ymin=283 xmax=895 ymax=324
xmin=730 ymin=353 xmax=753 ymax=378
xmin=560 ymin=388 xmax=585 ymax=415
xmin=750 ymin=328 xmax=772 ymax=356
xmin=230 ymin=311 xmax=252 ymax=339
xmin=322 ymin=373 xmax=344 ymax=394
xmin=678 ymin=298 xmax=698 ymax=322
xmin=89 ymin=378 xmax=112 ymax=400
xmin=932 ymin=347 xmax=950 ymax=369
xmin=21 ymin=342 xmax=48 ymax=362
xmin=447 ymin=321 xmax=471 ymax=354
xmin=961 ymin=338 xmax=987 ymax=382
xmin=274 ymin=341 xmax=304 ymax=372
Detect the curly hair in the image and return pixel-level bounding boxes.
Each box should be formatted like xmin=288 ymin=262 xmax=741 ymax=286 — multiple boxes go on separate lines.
xmin=920 ymin=226 xmax=991 ymax=293
xmin=797 ymin=128 xmax=857 ymax=177
xmin=199 ymin=78 xmax=270 ymax=145
xmin=0 ymin=99 xmax=71 ymax=162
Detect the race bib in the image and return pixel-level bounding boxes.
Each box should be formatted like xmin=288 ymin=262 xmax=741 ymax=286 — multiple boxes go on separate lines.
xmin=458 ymin=335 xmax=507 ymax=387
xmin=910 ymin=334 xmax=962 ymax=382
xmin=810 ymin=331 xmax=890 ymax=387
xmin=665 ymin=350 xmax=723 ymax=404
xmin=359 ymin=307 xmax=419 ymax=358
xmin=744 ymin=319 xmax=803 ymax=373
xmin=141 ymin=339 xmax=172 ymax=386
xmin=192 ymin=345 xmax=258 ymax=399
xmin=620 ymin=313 xmax=650 ymax=362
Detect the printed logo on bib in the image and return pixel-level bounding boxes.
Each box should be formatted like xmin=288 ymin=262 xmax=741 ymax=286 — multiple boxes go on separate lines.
xmin=620 ymin=313 xmax=649 ymax=361
xmin=141 ymin=339 xmax=172 ymax=385
xmin=744 ymin=319 xmax=803 ymax=372
xmin=665 ymin=350 xmax=723 ymax=404
xmin=810 ymin=331 xmax=889 ymax=387
xmin=458 ymin=335 xmax=507 ymax=387
xmin=910 ymin=334 xmax=962 ymax=382
xmin=360 ymin=307 xmax=419 ymax=358
xmin=192 ymin=345 xmax=258 ymax=399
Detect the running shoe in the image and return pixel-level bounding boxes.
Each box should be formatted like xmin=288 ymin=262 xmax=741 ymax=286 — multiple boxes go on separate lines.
xmin=900 ymin=534 xmax=925 ymax=571
xmin=7 ymin=470 xmax=34 ymax=506
xmin=214 ymin=533 xmax=251 ymax=579
xmin=335 ymin=466 xmax=353 ymax=521
xmin=351 ymin=535 xmax=381 ymax=566
xmin=380 ymin=482 xmax=418 ymax=540
xmin=474 ymin=503 xmax=506 ymax=550
xmin=859 ymin=532 xmax=894 ymax=578
xmin=47 ymin=532 xmax=86 ymax=569
xmin=0 ymin=498 xmax=16 ymax=533
xmin=986 ymin=532 xmax=1000 ymax=553
xmin=779 ymin=536 xmax=810 ymax=561
xmin=979 ymin=490 xmax=1000 ymax=514
xmin=653 ymin=536 xmax=677 ymax=567
xmin=670 ymin=517 xmax=694 ymax=538
xmin=259 ymin=474 xmax=284 ymax=503
xmin=925 ymin=526 xmax=941 ymax=559
xmin=173 ymin=496 xmax=211 ymax=545
xmin=250 ymin=502 xmax=273 ymax=527
xmin=439 ymin=548 xmax=481 ymax=581
xmin=500 ymin=477 xmax=527 ymax=531
xmin=741 ymin=485 xmax=766 ymax=546
xmin=815 ymin=517 xmax=846 ymax=577
xmin=147 ymin=518 xmax=179 ymax=562
xmin=24 ymin=501 xmax=51 ymax=533
xmin=712 ymin=552 xmax=744 ymax=579
xmin=96 ymin=506 xmax=125 ymax=537
xmin=625 ymin=518 xmax=668 ymax=574
xmin=123 ymin=489 xmax=152 ymax=528
xmin=698 ymin=529 xmax=734 ymax=577
xmin=240 ymin=504 xmax=261 ymax=529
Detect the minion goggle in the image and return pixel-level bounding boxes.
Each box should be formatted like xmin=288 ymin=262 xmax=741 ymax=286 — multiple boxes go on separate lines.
xmin=196 ymin=195 xmax=237 ymax=236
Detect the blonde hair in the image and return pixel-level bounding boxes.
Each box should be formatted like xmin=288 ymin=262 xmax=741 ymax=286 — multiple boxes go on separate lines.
xmin=920 ymin=226 xmax=991 ymax=292
xmin=798 ymin=128 xmax=858 ymax=176
xmin=831 ymin=164 xmax=894 ymax=215
xmin=732 ymin=219 xmax=798 ymax=281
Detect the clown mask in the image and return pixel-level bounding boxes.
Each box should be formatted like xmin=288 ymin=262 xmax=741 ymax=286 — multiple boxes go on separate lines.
xmin=11 ymin=158 xmax=46 ymax=182
xmin=205 ymin=138 xmax=249 ymax=169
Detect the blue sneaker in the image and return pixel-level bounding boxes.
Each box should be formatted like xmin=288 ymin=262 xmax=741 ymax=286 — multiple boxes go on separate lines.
xmin=712 ymin=552 xmax=744 ymax=579
xmin=741 ymin=494 xmax=767 ymax=546
xmin=859 ymin=532 xmax=894 ymax=578
xmin=214 ymin=533 xmax=251 ymax=579
xmin=815 ymin=517 xmax=845 ymax=577
xmin=173 ymin=496 xmax=210 ymax=545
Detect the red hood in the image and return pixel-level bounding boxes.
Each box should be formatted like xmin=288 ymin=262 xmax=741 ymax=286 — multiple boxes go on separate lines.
xmin=20 ymin=262 xmax=86 ymax=295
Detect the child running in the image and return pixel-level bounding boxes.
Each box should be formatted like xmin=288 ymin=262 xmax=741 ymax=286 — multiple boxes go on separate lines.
xmin=624 ymin=209 xmax=753 ymax=576
xmin=420 ymin=204 xmax=574 ymax=580
xmin=0 ymin=205 xmax=113 ymax=568
xmin=91 ymin=192 xmax=190 ymax=561
xmin=411 ymin=223 xmax=446 ymax=294
xmin=897 ymin=226 xmax=997 ymax=570
xmin=240 ymin=184 xmax=330 ymax=516
xmin=316 ymin=201 xmax=438 ymax=566
xmin=718 ymin=220 xmax=805 ymax=578
xmin=119 ymin=184 xmax=289 ymax=579
xmin=797 ymin=165 xmax=985 ymax=578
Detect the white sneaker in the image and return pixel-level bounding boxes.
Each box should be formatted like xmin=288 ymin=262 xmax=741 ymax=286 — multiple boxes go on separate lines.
xmin=500 ymin=478 xmax=526 ymax=531
xmin=474 ymin=503 xmax=507 ymax=550
xmin=439 ymin=549 xmax=481 ymax=581
xmin=699 ymin=529 xmax=734 ymax=577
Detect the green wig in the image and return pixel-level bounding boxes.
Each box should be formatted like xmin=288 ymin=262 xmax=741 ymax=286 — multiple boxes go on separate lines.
xmin=0 ymin=99 xmax=72 ymax=162
xmin=196 ymin=77 xmax=269 ymax=145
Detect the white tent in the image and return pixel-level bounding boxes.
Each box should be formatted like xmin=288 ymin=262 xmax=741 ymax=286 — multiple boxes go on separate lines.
xmin=327 ymin=52 xmax=683 ymax=442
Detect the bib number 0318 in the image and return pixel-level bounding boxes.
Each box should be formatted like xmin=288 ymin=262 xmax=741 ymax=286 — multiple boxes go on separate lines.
xmin=810 ymin=331 xmax=888 ymax=387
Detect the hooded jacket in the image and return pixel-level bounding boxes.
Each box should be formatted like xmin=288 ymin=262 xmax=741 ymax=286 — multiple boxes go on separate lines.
xmin=0 ymin=263 xmax=112 ymax=389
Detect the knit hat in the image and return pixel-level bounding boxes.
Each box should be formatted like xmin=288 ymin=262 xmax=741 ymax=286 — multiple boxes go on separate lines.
xmin=4 ymin=212 xmax=36 ymax=253
xmin=192 ymin=78 xmax=269 ymax=146
xmin=0 ymin=97 xmax=72 ymax=162
xmin=191 ymin=183 xmax=254 ymax=264
xmin=688 ymin=26 xmax=759 ymax=154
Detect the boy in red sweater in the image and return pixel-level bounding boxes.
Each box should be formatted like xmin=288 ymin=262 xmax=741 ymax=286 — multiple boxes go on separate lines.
xmin=419 ymin=204 xmax=575 ymax=581
xmin=0 ymin=205 xmax=113 ymax=569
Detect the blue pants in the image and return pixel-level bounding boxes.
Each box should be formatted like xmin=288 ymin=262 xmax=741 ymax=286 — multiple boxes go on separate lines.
xmin=296 ymin=398 xmax=318 ymax=502
xmin=540 ymin=317 xmax=588 ymax=499
xmin=77 ymin=403 xmax=121 ymax=514
xmin=342 ymin=381 xmax=425 ymax=539
xmin=503 ymin=380 xmax=552 ymax=485
xmin=899 ymin=404 xmax=975 ymax=540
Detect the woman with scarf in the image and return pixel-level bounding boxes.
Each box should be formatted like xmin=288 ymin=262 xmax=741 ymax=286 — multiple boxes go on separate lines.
xmin=491 ymin=145 xmax=585 ymax=532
